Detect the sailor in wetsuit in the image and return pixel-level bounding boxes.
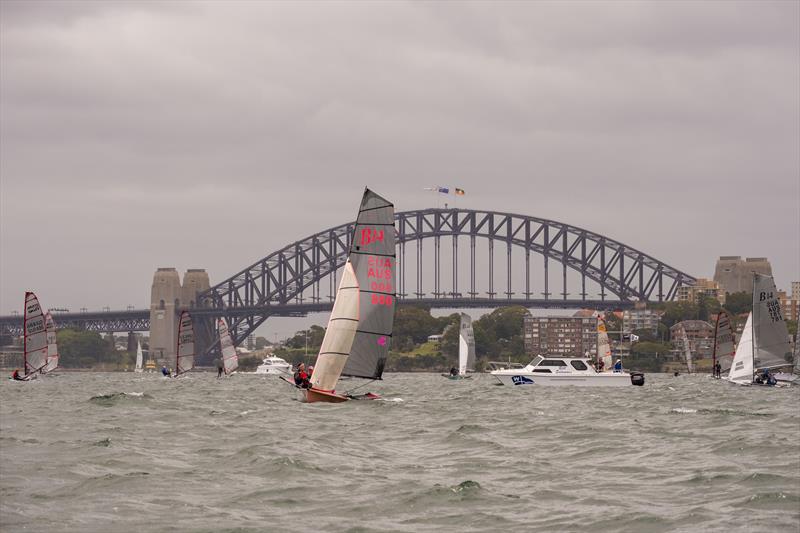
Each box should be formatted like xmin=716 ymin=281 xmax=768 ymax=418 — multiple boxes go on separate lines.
xmin=161 ymin=366 xmax=170 ymax=377
xmin=294 ymin=363 xmax=310 ymax=388
xmin=11 ymin=369 xmax=24 ymax=381
xmin=449 ymin=367 xmax=458 ymax=377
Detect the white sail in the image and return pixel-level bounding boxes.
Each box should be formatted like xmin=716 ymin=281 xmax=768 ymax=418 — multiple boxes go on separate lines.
xmin=794 ymin=331 xmax=799 ymax=375
xmin=752 ymin=273 xmax=792 ymax=371
xmin=458 ymin=313 xmax=476 ymax=375
xmin=680 ymin=324 xmax=694 ymax=373
xmin=134 ymin=340 xmax=144 ymax=373
xmin=23 ymin=292 xmax=48 ymax=376
xmin=713 ymin=311 xmax=736 ymax=375
xmin=218 ymin=318 xmax=238 ymax=375
xmin=310 ymin=262 xmax=360 ymax=391
xmin=175 ymin=311 xmax=195 ymax=376
xmin=728 ymin=313 xmax=754 ymax=383
xmin=597 ymin=320 xmax=612 ymax=370
xmin=43 ymin=312 xmax=59 ymax=374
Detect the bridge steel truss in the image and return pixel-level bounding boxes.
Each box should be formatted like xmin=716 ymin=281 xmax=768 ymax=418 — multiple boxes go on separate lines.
xmin=0 ymin=309 xmax=150 ymax=337
xmin=197 ymin=208 xmax=696 ymax=351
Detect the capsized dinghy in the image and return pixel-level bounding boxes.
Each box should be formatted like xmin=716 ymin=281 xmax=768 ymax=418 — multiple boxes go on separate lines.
xmin=303 ymin=188 xmax=396 ymax=403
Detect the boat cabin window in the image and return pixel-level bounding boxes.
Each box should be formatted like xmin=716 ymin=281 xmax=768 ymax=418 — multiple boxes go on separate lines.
xmin=529 ymin=356 xmax=544 ymax=367
xmin=532 ymin=369 xmax=552 ymax=373
xmin=570 ymin=360 xmax=589 ymax=371
xmin=539 ymin=359 xmax=567 ymax=367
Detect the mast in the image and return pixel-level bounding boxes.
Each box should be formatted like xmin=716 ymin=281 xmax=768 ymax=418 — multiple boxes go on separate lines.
xmin=751 ymin=274 xmax=756 ymax=383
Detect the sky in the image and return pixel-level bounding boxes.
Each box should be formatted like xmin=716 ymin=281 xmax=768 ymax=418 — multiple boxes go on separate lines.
xmin=1 ymin=1 xmax=798 ymax=338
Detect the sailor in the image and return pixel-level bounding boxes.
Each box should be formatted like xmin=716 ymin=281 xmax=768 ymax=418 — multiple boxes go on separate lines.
xmin=11 ymin=369 xmax=23 ymax=381
xmin=449 ymin=367 xmax=458 ymax=377
xmin=294 ymin=363 xmax=310 ymax=388
xmin=217 ymin=360 xmax=224 ymax=378
xmin=597 ymin=360 xmax=605 ymax=372
xmin=714 ymin=361 xmax=722 ymax=378
xmin=307 ymin=365 xmax=314 ymax=378
xmin=161 ymin=365 xmax=170 ymax=377
xmin=613 ymin=359 xmax=623 ymax=373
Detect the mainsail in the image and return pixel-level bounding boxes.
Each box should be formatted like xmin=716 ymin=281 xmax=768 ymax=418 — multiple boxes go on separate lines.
xmin=597 ymin=319 xmax=612 ymax=370
xmin=679 ymin=324 xmax=694 ymax=373
xmin=712 ymin=310 xmax=736 ymax=375
xmin=43 ymin=312 xmax=59 ymax=374
xmin=218 ymin=318 xmax=238 ymax=375
xmin=310 ymin=188 xmax=396 ymax=393
xmin=23 ymin=292 xmax=48 ymax=377
xmin=752 ymin=273 xmax=792 ymax=371
xmin=175 ymin=311 xmax=195 ymax=376
xmin=728 ymin=313 xmax=754 ymax=383
xmin=458 ymin=313 xmax=476 ymax=375
xmin=135 ymin=340 xmax=144 ymax=373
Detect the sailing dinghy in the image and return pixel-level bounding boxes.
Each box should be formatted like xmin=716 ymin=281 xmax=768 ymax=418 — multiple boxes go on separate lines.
xmin=726 ymin=274 xmax=793 ymax=386
xmin=134 ymin=339 xmax=144 ymax=373
xmin=303 ymin=188 xmax=396 ymax=403
xmin=173 ymin=311 xmax=195 ymax=378
xmin=712 ymin=310 xmax=735 ymax=378
xmin=678 ymin=323 xmax=694 ymax=374
xmin=443 ymin=313 xmax=476 ymax=379
xmin=596 ymin=318 xmax=613 ymax=371
xmin=15 ymin=292 xmax=48 ymax=380
xmin=42 ymin=312 xmax=59 ymax=374
xmin=218 ymin=318 xmax=238 ymax=376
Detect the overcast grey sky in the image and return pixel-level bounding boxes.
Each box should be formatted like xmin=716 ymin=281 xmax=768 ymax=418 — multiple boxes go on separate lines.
xmin=1 ymin=1 xmax=798 ymax=321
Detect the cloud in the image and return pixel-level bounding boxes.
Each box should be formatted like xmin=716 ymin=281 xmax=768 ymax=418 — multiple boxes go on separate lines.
xmin=1 ymin=0 xmax=798 ymax=316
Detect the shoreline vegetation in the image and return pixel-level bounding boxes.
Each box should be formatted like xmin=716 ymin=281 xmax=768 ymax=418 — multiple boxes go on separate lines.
xmin=2 ymin=297 xmax=795 ymax=374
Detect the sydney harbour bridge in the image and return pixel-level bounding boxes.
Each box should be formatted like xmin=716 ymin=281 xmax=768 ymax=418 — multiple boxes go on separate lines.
xmin=0 ymin=208 xmax=696 ymax=359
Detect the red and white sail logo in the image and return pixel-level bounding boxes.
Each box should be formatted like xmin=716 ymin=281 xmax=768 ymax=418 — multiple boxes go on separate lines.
xmin=360 ymin=228 xmax=384 ymax=247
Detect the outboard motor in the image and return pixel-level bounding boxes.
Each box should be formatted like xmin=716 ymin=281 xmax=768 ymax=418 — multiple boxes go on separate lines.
xmin=630 ymin=372 xmax=645 ymax=386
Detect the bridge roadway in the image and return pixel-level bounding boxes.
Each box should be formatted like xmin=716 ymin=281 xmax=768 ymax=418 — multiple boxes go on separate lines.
xmin=0 ymin=297 xmax=634 ymax=336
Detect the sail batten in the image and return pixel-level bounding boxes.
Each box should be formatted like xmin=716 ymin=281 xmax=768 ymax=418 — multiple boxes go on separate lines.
xmin=175 ymin=311 xmax=195 ymax=376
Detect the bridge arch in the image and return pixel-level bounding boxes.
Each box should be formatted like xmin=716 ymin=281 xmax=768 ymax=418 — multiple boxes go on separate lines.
xmin=197 ymin=208 xmax=695 ymax=346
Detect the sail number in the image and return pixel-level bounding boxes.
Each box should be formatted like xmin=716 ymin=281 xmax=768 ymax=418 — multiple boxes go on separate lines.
xmin=360 ymin=228 xmax=384 ymax=247
xmin=371 ymin=294 xmax=393 ymax=306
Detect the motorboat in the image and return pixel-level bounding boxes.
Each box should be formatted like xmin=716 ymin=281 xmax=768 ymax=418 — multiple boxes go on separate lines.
xmin=255 ymin=356 xmax=293 ymax=376
xmin=491 ymin=355 xmax=645 ymax=387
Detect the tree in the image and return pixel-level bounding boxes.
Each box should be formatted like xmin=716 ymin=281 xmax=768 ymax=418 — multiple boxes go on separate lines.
xmin=255 ymin=336 xmax=269 ymax=350
xmin=724 ymin=292 xmax=751 ymax=315
xmin=57 ymin=329 xmax=116 ymax=368
xmin=393 ymin=306 xmax=447 ymax=348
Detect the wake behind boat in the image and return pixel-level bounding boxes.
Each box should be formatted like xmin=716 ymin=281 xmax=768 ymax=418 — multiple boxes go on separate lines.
xmin=302 ymin=188 xmax=396 ymax=403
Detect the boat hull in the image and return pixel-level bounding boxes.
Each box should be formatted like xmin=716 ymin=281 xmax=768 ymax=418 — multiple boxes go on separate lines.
xmin=303 ymin=387 xmax=350 ymax=403
xmin=492 ymin=371 xmax=637 ymax=387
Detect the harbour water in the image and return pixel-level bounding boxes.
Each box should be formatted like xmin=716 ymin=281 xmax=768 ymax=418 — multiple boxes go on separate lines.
xmin=1 ymin=372 xmax=798 ymax=532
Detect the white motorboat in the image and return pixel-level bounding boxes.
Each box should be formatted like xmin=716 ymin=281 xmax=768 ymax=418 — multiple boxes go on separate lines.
xmin=255 ymin=356 xmax=293 ymax=376
xmin=491 ymin=355 xmax=645 ymax=387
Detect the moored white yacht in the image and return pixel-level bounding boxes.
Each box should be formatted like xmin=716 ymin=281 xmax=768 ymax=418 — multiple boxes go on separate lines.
xmin=255 ymin=356 xmax=293 ymax=376
xmin=491 ymin=355 xmax=645 ymax=387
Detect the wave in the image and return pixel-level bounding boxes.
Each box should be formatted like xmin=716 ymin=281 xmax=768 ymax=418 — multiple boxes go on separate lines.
xmin=89 ymin=392 xmax=152 ymax=407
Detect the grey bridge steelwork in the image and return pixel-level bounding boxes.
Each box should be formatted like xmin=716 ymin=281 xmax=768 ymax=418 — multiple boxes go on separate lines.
xmin=0 ymin=208 xmax=696 ymax=348
xmin=195 ymin=208 xmax=696 ymax=351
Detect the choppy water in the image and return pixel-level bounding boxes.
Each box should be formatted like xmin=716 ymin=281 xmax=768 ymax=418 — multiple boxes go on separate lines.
xmin=1 ymin=372 xmax=798 ymax=532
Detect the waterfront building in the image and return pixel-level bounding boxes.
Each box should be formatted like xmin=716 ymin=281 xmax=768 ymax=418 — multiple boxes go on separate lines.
xmin=622 ymin=303 xmax=663 ymax=335
xmin=523 ymin=313 xmax=597 ymax=357
xmin=713 ymin=256 xmax=773 ymax=294
xmin=670 ymin=320 xmax=714 ymax=360
xmin=676 ymin=278 xmax=725 ymax=304
xmin=778 ymin=289 xmax=799 ymax=322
